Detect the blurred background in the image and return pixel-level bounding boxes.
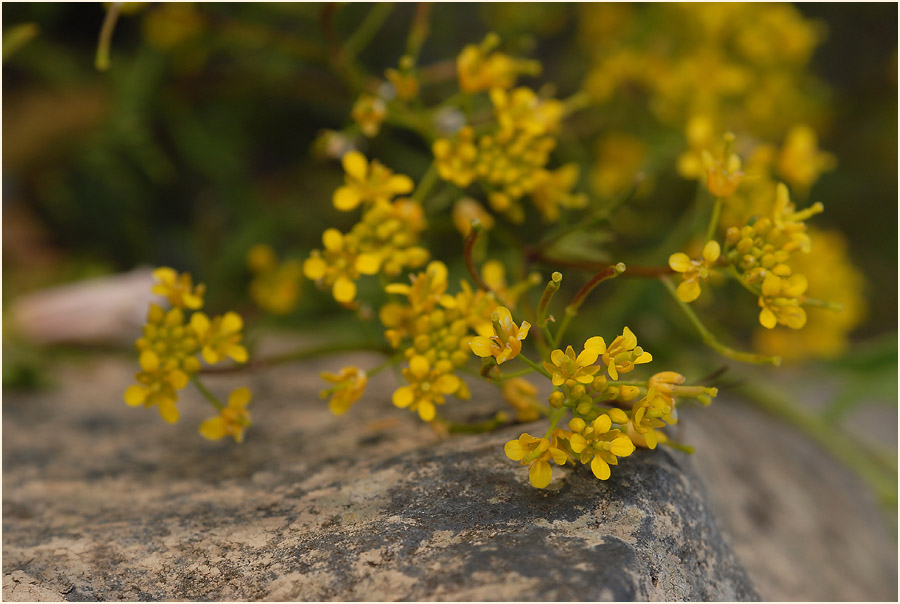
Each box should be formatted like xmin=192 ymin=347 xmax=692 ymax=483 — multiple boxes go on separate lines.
xmin=2 ymin=3 xmax=897 ymax=501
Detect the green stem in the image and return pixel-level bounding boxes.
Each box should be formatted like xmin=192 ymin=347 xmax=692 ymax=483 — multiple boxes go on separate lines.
xmin=199 ymin=341 xmax=392 ymax=374
xmin=447 ymin=412 xmax=507 ymax=434
xmin=404 ymin=2 xmax=431 ymax=62
xmin=95 ymin=2 xmax=122 ymax=71
xmin=191 ymin=375 xmax=224 ymax=411
xmin=498 ymin=367 xmax=537 ymax=380
xmin=660 ymin=276 xmax=781 ymax=366
xmin=411 ymin=162 xmax=439 ymax=204
xmin=706 ymin=196 xmax=722 ymax=242
xmin=344 ymin=2 xmax=394 ymax=57
xmin=463 ymin=221 xmax=492 ymax=293
xmin=517 ymin=353 xmax=552 ymax=380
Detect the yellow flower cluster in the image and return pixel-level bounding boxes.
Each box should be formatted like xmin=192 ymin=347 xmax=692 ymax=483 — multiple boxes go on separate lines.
xmin=351 ymin=93 xmax=387 ymax=138
xmin=579 ymin=3 xmax=826 ymax=137
xmin=380 ymin=261 xmax=500 ymax=421
xmin=456 ymin=33 xmax=541 ymax=94
xmin=320 ymin=366 xmax=368 ymax=416
xmin=304 ymin=153 xmax=429 ymax=303
xmin=433 ymin=87 xmax=584 ymax=223
xmin=725 ymin=184 xmax=824 ymax=329
xmin=753 ymin=228 xmax=867 ymax=361
xmin=669 ymin=241 xmax=721 ymax=303
xmin=504 ymin=326 xmax=716 ymax=488
xmin=246 ymin=244 xmax=303 ymax=315
xmin=125 ymin=268 xmax=250 ymax=432
xmin=199 ymin=387 xmax=252 ymax=444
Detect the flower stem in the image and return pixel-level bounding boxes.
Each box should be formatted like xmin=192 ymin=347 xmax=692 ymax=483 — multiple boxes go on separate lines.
xmin=660 ymin=276 xmax=781 ymax=366
xmin=344 ymin=2 xmax=393 ymax=57
xmin=191 ymin=375 xmax=224 ymax=411
xmin=411 ymin=162 xmax=439 ymax=204
xmin=706 ymin=196 xmax=722 ymax=242
xmin=463 ymin=220 xmax=492 ymax=293
xmin=95 ymin=2 xmax=122 ymax=71
xmin=517 ymin=353 xmax=552 ymax=380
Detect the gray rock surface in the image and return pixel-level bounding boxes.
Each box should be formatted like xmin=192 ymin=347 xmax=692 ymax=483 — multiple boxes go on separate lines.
xmin=2 ymin=348 xmax=895 ymax=601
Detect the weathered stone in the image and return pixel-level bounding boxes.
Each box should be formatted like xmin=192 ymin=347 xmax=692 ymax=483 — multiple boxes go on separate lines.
xmin=2 ymin=350 xmax=895 ymax=601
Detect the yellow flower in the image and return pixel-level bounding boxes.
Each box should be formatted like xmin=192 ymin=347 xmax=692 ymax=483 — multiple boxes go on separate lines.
xmin=701 ymin=139 xmax=743 ymax=198
xmin=668 ymin=240 xmax=721 ymax=302
xmin=151 ymin=267 xmax=205 ymax=309
xmin=190 ymin=311 xmax=248 ymax=365
xmin=629 ymin=397 xmax=668 ymax=450
xmin=452 ymin=197 xmax=495 ymax=236
xmin=351 ymin=93 xmax=387 ymax=138
xmin=433 ymin=126 xmax=479 ymax=188
xmin=758 ymin=273 xmax=808 ymax=329
xmin=501 ymin=378 xmax=542 ymax=422
xmin=247 ymin=244 xmax=303 ymax=315
xmin=332 ymin=151 xmax=414 ymax=211
xmin=468 ymin=306 xmax=530 ymax=364
xmin=568 ymin=415 xmax=635 ymax=480
xmin=585 ymin=327 xmax=652 ymax=380
xmin=490 ymin=87 xmax=565 ymax=137
xmin=530 ymin=164 xmax=588 ymax=223
xmin=385 ymin=59 xmax=419 ymax=100
xmin=320 ymin=367 xmax=368 ymax=416
xmin=457 ymin=33 xmax=540 ymax=93
xmin=752 ymin=228 xmax=866 ymax=361
xmin=199 ymin=387 xmax=252 ymax=443
xmin=776 ymin=124 xmax=836 ymax=192
xmin=504 ymin=430 xmax=570 ymax=488
xmin=305 ymin=200 xmax=429 ymax=304
xmin=125 ymin=303 xmax=201 ymax=424
xmin=543 ymin=341 xmax=603 ymax=387
xmin=392 ymin=355 xmax=463 ymax=422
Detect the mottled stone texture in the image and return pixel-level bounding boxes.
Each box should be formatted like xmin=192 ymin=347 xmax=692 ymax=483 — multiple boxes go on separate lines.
xmin=2 ymin=350 xmax=895 ymax=601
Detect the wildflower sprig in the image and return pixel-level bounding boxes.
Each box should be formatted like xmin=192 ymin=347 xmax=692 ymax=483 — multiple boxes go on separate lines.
xmin=125 ymin=268 xmax=252 ymax=441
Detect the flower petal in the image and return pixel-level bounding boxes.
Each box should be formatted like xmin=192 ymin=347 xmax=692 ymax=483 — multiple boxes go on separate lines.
xmin=591 ymin=456 xmax=611 ymax=480
xmin=529 ymin=460 xmax=553 ymax=489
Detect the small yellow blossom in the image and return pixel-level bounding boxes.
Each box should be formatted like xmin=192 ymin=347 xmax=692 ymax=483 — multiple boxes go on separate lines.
xmin=568 ymin=415 xmax=635 ymax=480
xmin=125 ymin=303 xmax=200 ymax=424
xmin=776 ymin=124 xmax=836 ymax=192
xmin=332 ymin=151 xmax=414 ymax=211
xmin=543 ymin=341 xmax=603 ymax=387
xmin=392 ymin=355 xmax=463 ymax=422
xmin=151 ymin=267 xmax=205 ymax=309
xmin=504 ymin=430 xmax=570 ymax=488
xmin=457 ymin=33 xmax=540 ymax=93
xmin=452 ymin=197 xmax=495 ymax=237
xmin=585 ymin=327 xmax=652 ymax=380
xmin=190 ymin=311 xmax=248 ymax=365
xmin=385 ymin=57 xmax=419 ymax=100
xmin=668 ymin=240 xmax=721 ymax=302
xmin=351 ymin=94 xmax=387 ymax=138
xmin=199 ymin=387 xmax=252 ymax=443
xmin=502 ymin=378 xmax=542 ymax=422
xmin=758 ymin=273 xmax=808 ymax=329
xmin=468 ymin=306 xmax=531 ymax=364
xmin=246 ymin=244 xmax=303 ymax=315
xmin=701 ymin=135 xmax=744 ymax=198
xmin=320 ymin=367 xmax=368 ymax=416
xmin=530 ymin=164 xmax=588 ymax=223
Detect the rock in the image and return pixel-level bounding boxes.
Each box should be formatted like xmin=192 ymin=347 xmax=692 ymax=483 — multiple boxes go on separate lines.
xmin=2 ymin=350 xmax=895 ymax=600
